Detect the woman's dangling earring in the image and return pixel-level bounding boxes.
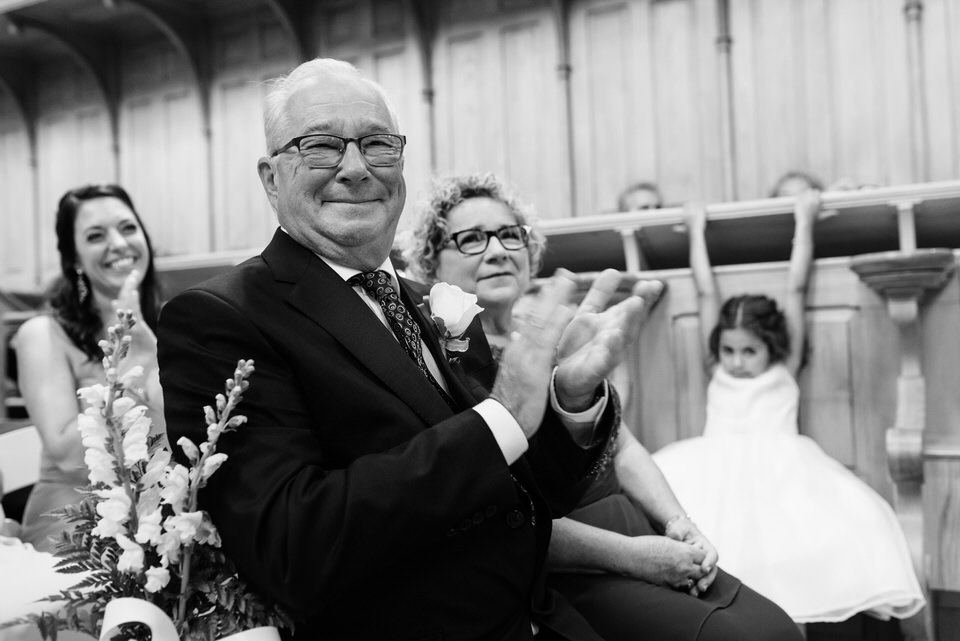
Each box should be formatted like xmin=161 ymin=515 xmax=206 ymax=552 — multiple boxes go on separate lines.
xmin=76 ymin=268 xmax=89 ymax=304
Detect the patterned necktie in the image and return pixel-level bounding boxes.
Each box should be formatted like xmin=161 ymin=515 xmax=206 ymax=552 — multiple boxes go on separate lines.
xmin=349 ymin=270 xmax=456 ymax=409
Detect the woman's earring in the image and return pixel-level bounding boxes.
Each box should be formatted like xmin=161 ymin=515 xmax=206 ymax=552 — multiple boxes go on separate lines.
xmin=76 ymin=268 xmax=88 ymax=304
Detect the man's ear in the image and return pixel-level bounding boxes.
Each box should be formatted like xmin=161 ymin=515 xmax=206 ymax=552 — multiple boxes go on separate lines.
xmin=257 ymin=156 xmax=280 ymax=212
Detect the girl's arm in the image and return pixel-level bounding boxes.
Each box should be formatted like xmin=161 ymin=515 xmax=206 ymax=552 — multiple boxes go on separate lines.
xmin=783 ymin=189 xmax=820 ymax=376
xmin=685 ymin=203 xmax=720 ymax=368
xmin=13 ymin=316 xmax=86 ymax=472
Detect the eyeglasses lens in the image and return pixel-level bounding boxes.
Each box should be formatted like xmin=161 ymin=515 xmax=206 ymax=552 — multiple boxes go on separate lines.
xmin=300 ymin=134 xmax=404 ymax=168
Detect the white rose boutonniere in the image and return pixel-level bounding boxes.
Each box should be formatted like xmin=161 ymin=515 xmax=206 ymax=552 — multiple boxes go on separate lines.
xmin=428 ymin=282 xmax=484 ymax=358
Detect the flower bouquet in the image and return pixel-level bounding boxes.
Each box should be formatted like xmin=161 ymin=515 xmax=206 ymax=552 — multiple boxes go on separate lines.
xmin=4 ymin=311 xmax=292 ymax=640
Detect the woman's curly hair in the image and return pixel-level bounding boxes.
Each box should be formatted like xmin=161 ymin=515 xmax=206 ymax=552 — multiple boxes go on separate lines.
xmin=402 ymin=173 xmax=547 ymax=283
xmin=708 ymin=294 xmax=790 ymax=364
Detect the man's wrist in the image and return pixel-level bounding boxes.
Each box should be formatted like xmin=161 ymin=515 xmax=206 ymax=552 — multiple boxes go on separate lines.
xmin=554 ymin=372 xmax=604 ymax=413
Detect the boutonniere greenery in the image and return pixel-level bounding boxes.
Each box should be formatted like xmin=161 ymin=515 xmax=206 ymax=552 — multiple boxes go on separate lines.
xmin=427 ymin=282 xmax=484 ymax=361
xmin=4 ymin=311 xmax=292 ymax=641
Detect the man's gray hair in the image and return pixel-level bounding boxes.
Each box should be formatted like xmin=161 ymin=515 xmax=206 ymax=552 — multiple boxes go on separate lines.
xmin=262 ymin=58 xmax=400 ymax=155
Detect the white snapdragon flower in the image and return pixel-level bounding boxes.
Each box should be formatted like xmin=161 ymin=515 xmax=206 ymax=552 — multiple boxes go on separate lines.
xmin=95 ymin=486 xmax=131 ymax=516
xmin=177 ymin=436 xmax=200 ymax=465
xmin=118 ymin=364 xmax=144 ymax=389
xmin=121 ymin=408 xmax=151 ymax=466
xmin=77 ymin=411 xmax=109 ymax=449
xmin=77 ymin=384 xmax=109 ymax=410
xmin=91 ymin=486 xmax=130 ymax=538
xmin=165 ymin=511 xmax=203 ymax=543
xmin=115 ymin=533 xmax=145 ymax=573
xmin=134 ymin=507 xmax=163 ymax=546
xmin=84 ymin=447 xmax=118 ymax=487
xmin=144 ymin=565 xmax=171 ymax=593
xmin=141 ymin=449 xmax=171 ymax=489
xmin=201 ymin=453 xmax=229 ymax=483
xmin=160 ymin=464 xmax=190 ymax=512
xmin=156 ymin=530 xmax=182 ymax=565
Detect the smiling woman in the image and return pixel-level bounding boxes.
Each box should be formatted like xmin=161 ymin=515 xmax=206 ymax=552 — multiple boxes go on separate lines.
xmin=10 ymin=184 xmax=165 ymax=552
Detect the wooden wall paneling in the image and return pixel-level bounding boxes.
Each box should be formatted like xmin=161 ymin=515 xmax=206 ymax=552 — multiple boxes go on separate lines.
xmin=568 ymin=1 xmax=636 ymax=217
xmin=161 ymin=91 xmax=210 ymax=255
xmin=648 ymin=0 xmax=713 ymax=205
xmin=119 ymin=39 xmax=209 ymax=258
xmin=923 ymin=436 xmax=960 ymax=592
xmin=919 ymin=268 xmax=960 ymax=441
xmin=499 ymin=18 xmax=568 ymax=220
xmin=729 ymin=0 xmax=914 ymax=196
xmin=209 ymin=16 xmax=296 ymax=254
xmin=876 ymin=0 xmax=915 ymax=185
xmin=210 ymin=76 xmax=274 ymax=252
xmin=33 ymin=62 xmax=115 ymax=285
xmin=668 ymin=312 xmax=706 ymax=442
xmin=621 ymin=277 xmax=688 ymax=452
xmin=849 ymin=280 xmax=899 ymax=501
xmin=922 ymin=0 xmax=960 ymax=181
xmin=730 ymin=0 xmax=821 ymax=198
xmin=440 ymin=29 xmax=491 ymax=174
xmin=829 ymin=0 xmax=912 ymax=187
xmin=798 ymin=307 xmax=856 ymax=468
xmin=799 ymin=0 xmax=838 ymax=192
xmin=0 ymin=120 xmax=35 ymax=291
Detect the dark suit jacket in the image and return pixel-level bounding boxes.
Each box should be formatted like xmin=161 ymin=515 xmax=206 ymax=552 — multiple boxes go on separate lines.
xmin=157 ymin=229 xmax=614 ymax=641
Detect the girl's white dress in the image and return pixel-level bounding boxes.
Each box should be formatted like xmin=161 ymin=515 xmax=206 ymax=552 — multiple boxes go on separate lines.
xmin=652 ymin=363 xmax=925 ymax=623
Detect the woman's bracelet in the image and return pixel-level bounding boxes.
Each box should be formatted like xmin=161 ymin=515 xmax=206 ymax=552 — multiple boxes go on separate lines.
xmin=663 ymin=513 xmax=691 ymax=533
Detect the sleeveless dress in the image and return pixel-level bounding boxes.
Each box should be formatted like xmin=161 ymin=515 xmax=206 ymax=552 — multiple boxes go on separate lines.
xmin=13 ymin=318 xmax=107 ymax=552
xmin=652 ymin=363 xmax=925 ymax=623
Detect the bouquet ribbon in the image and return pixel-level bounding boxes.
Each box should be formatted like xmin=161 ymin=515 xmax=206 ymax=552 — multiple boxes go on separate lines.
xmin=100 ymin=598 xmax=281 ymax=641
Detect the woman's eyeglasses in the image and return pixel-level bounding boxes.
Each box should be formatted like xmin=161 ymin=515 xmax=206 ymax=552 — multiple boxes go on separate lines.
xmin=444 ymin=224 xmax=531 ymax=255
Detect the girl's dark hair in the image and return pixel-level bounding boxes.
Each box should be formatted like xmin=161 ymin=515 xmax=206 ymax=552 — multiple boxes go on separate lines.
xmin=708 ymin=295 xmax=790 ymax=364
xmin=48 ymin=184 xmax=161 ymax=361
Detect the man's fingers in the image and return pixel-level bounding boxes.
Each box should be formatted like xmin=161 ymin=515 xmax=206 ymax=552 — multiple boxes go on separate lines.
xmin=632 ymin=278 xmax=664 ymax=302
xmin=577 ymin=268 xmax=621 ymax=314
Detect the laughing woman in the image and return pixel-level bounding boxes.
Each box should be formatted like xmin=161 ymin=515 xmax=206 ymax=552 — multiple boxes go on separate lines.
xmin=12 ymin=184 xmax=165 ymax=552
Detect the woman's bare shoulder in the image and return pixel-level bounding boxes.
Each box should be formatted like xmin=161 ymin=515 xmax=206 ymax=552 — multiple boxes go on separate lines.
xmin=12 ymin=314 xmax=72 ymax=351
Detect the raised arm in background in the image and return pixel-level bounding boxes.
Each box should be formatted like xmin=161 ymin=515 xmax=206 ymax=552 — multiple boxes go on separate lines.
xmin=684 ymin=203 xmax=720 ymax=369
xmin=783 ymin=189 xmax=820 ymax=376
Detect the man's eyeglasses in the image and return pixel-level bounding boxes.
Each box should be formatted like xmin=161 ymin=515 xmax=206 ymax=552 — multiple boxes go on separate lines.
xmin=271 ymin=133 xmax=406 ymax=168
xmin=444 ymin=224 xmax=532 ymax=256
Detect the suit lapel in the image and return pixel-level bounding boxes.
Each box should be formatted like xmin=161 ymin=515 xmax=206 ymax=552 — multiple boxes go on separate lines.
xmin=265 ymin=232 xmax=454 ymax=426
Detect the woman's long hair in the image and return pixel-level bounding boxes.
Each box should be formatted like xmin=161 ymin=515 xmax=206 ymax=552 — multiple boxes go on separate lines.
xmin=48 ymin=184 xmax=161 ymax=361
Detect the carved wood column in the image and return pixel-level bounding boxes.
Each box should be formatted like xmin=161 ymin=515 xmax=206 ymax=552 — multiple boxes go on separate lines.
xmin=850 ymin=248 xmax=955 ymax=622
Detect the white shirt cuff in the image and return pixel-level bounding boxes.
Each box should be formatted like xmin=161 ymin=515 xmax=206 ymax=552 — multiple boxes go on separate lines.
xmin=474 ymin=398 xmax=528 ymax=465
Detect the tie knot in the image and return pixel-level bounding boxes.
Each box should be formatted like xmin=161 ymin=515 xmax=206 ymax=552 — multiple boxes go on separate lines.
xmin=349 ymin=270 xmax=395 ymax=300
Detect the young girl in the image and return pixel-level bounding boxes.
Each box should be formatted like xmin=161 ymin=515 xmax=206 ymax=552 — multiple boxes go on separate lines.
xmin=652 ymin=192 xmax=926 ymax=630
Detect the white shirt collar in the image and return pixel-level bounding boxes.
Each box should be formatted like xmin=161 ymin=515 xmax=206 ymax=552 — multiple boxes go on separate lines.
xmin=278 ymin=226 xmax=398 ymax=284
